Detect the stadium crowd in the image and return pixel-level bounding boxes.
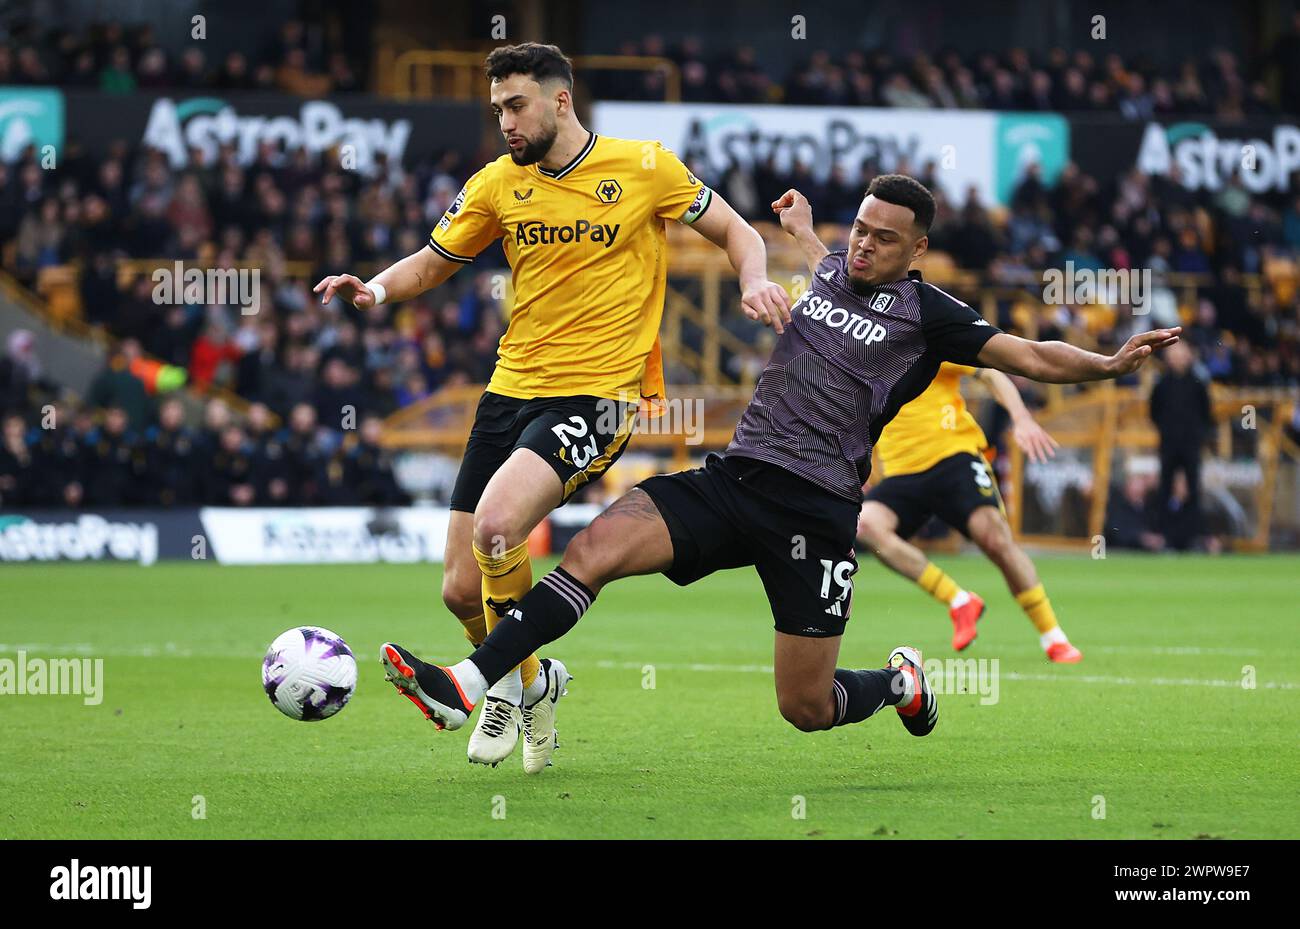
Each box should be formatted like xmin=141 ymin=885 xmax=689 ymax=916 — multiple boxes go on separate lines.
xmin=5 ymin=126 xmax=1300 ymax=409
xmin=596 ymin=31 xmax=1300 ymax=118
xmin=0 ymin=19 xmax=361 ymax=96
xmin=0 ymin=380 xmax=410 ymax=508
xmin=0 ymin=134 xmax=484 ymax=508
xmin=1 ymin=131 xmax=509 ymax=409
xmin=4 ymin=16 xmax=1300 ymax=116
xmin=2 ymin=19 xmax=1298 ymax=515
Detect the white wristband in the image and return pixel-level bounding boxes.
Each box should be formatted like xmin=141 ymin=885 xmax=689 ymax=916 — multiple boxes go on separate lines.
xmin=367 ymin=281 xmax=387 ymax=306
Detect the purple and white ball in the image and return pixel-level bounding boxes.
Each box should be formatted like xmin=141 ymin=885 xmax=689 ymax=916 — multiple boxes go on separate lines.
xmin=262 ymin=626 xmax=357 ymax=721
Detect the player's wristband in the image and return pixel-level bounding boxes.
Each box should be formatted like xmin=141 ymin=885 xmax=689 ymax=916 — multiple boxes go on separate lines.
xmin=367 ymin=281 xmax=387 ymax=306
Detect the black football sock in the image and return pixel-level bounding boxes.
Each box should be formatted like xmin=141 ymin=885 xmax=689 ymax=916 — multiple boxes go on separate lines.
xmin=832 ymin=668 xmax=902 ymax=727
xmin=469 ymin=567 xmax=595 ymax=687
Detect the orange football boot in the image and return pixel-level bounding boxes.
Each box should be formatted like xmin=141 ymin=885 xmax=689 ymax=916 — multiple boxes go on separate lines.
xmin=949 ymin=593 xmax=985 ymax=651
xmin=1046 ymin=641 xmax=1083 ymax=663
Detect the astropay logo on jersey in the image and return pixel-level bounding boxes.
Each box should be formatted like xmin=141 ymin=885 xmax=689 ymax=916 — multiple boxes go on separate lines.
xmin=793 ymin=290 xmax=888 ymax=344
xmin=513 ymin=219 xmax=621 ymax=247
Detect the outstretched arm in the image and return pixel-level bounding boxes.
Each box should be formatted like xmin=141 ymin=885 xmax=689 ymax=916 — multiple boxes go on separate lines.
xmin=971 ymin=367 xmax=1059 ymax=463
xmin=313 ymin=244 xmax=460 ymax=309
xmin=689 ymin=191 xmax=793 ymax=334
xmin=771 ymin=188 xmax=830 ymax=277
xmin=976 ymin=328 xmax=1182 ymax=384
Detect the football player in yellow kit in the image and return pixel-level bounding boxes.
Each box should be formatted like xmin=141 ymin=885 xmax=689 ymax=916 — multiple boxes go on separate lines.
xmin=857 ymin=362 xmax=1083 ymax=662
xmin=315 ymin=43 xmax=791 ymax=770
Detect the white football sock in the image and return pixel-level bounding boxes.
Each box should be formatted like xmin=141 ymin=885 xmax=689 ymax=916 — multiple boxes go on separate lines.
xmin=1039 ymin=627 xmax=1068 ymax=650
xmin=485 ymin=666 xmax=523 ymax=705
xmin=950 ymin=590 xmax=971 ymax=609
xmin=523 ymin=665 xmax=549 ymax=706
xmin=448 ymin=658 xmax=488 ymax=705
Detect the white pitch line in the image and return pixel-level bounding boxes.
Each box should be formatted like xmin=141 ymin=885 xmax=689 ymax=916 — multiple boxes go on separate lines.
xmin=592 ymin=660 xmax=1299 ymax=691
xmin=1087 ymin=645 xmax=1270 ymax=657
xmin=997 ymin=671 xmax=1296 ymax=690
xmin=0 ymin=642 xmax=1274 ymax=659
xmin=0 ymin=645 xmax=1295 ymax=690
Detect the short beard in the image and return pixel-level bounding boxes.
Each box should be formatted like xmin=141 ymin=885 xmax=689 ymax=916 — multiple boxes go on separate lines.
xmin=846 ymin=274 xmax=872 ymax=295
xmin=508 ymin=124 xmax=558 ymax=166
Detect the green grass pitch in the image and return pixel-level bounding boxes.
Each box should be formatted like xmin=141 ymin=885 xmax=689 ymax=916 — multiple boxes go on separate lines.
xmin=2 ymin=553 xmax=1297 ymax=839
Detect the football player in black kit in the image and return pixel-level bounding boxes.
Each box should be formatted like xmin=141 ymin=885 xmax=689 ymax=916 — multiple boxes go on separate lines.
xmin=380 ymin=174 xmax=1182 ymax=743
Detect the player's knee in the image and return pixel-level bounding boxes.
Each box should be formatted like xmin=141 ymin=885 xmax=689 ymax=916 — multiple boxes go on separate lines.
xmin=973 ymin=519 xmax=1013 ymax=562
xmin=471 ymin=506 xmax=520 ymax=555
xmin=858 ymin=517 xmax=888 ymax=550
xmin=562 ymin=525 xmax=617 ymax=587
xmin=778 ymin=696 xmax=833 ymax=733
xmin=441 ymin=571 xmax=481 ymax=618
xmin=857 ymin=505 xmax=895 ymax=550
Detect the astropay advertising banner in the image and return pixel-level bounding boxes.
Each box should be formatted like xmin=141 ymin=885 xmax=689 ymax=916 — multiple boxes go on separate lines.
xmin=591 ymin=102 xmax=1068 ymax=206
xmin=0 ymin=510 xmax=203 ymax=564
xmin=59 ymin=91 xmax=482 ymax=173
xmin=199 ymin=507 xmax=452 ymax=565
xmin=1068 ymin=116 xmax=1300 ymax=194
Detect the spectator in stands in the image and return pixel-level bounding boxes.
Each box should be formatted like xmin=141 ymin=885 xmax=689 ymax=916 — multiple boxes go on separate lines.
xmin=280 ymin=402 xmax=327 ymax=505
xmin=1104 ymin=470 xmax=1165 ymax=552
xmin=312 ymin=356 xmax=364 ymax=429
xmin=347 ymin=415 xmax=409 ymax=506
xmin=327 ymin=52 xmax=360 ymax=94
xmin=14 ymin=198 xmax=66 ymax=274
xmin=142 ymin=397 xmax=199 ymax=506
xmin=277 ymin=48 xmax=331 ymax=97
xmin=189 ymin=322 xmax=243 ymax=391
xmin=946 ymin=187 xmax=1002 ymax=270
xmin=83 ymin=405 xmax=145 ymax=505
xmin=176 ymin=48 xmax=208 ymax=89
xmin=215 ymin=51 xmax=254 ymax=90
xmin=0 ymin=412 xmax=35 ymax=505
xmin=87 ymin=339 xmax=152 ymax=431
xmin=201 ymin=423 xmax=258 ymax=507
xmin=1149 ymin=342 xmax=1212 ymax=548
xmin=240 ymin=402 xmax=286 ymax=504
xmin=0 ymin=329 xmax=52 ymax=417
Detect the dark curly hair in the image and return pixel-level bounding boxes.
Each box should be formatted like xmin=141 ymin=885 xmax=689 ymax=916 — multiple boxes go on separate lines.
xmin=484 ymin=43 xmax=574 ymax=89
xmin=865 ymin=174 xmax=936 ymax=233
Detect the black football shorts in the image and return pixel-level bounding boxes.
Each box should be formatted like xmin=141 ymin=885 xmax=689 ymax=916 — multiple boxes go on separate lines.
xmin=449 ymin=391 xmax=638 ymax=512
xmin=864 ymin=451 xmax=1005 ymax=540
xmin=636 ymin=453 xmax=860 ymax=638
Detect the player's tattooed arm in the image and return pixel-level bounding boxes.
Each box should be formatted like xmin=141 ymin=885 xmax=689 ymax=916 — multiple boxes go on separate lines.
xmin=691 ymin=189 xmax=793 ymax=334
xmin=313 ymin=246 xmax=456 ymax=308
xmin=977 ymin=328 xmax=1183 ymax=384
xmin=771 ymin=188 xmax=828 ymax=276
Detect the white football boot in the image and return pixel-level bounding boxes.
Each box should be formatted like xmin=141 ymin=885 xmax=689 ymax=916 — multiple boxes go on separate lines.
xmin=467 ymin=696 xmax=522 ymax=766
xmin=522 ymin=658 xmax=572 ymax=774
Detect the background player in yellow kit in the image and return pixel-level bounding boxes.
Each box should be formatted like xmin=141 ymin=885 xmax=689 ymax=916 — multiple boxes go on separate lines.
xmin=856 ymin=361 xmax=1084 ymax=662
xmin=314 ymin=43 xmax=791 ymax=771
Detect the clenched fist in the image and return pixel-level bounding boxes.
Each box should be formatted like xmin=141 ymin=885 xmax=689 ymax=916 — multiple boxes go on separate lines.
xmin=771 ymin=189 xmax=814 ymax=236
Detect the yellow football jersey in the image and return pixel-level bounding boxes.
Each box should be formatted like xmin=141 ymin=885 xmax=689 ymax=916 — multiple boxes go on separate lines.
xmin=429 ymin=133 xmax=711 ymax=403
xmin=875 ymin=362 xmax=990 ymax=477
